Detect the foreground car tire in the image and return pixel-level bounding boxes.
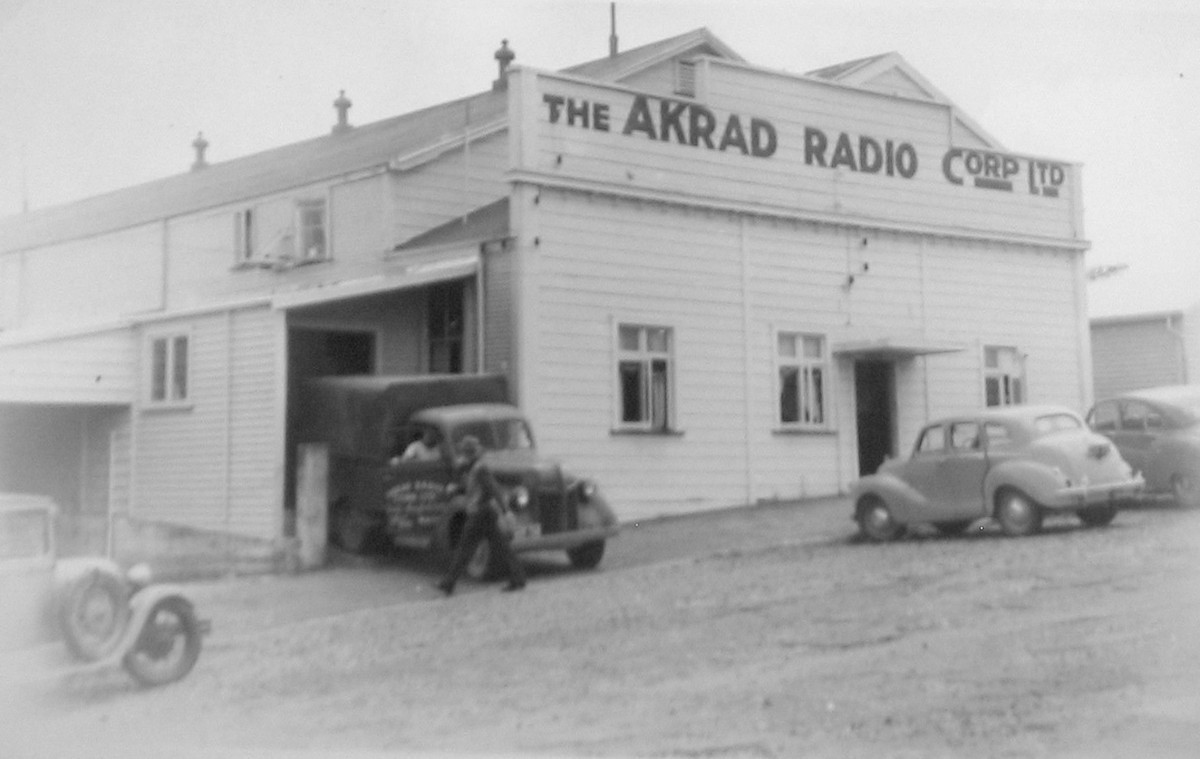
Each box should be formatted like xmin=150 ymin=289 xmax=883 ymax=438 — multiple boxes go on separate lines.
xmin=1077 ymin=504 xmax=1118 ymax=527
xmin=60 ymin=571 xmax=131 ymax=662
xmin=995 ymin=489 xmax=1043 ymax=536
xmin=122 ymin=597 xmax=203 ymax=687
xmin=1170 ymin=474 xmax=1200 ymax=509
xmin=856 ymin=496 xmax=903 ymax=542
xmin=567 ymin=540 xmax=606 ymax=570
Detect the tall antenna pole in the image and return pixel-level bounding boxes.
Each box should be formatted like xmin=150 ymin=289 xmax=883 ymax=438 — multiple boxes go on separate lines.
xmin=609 ymin=2 xmax=618 ymax=58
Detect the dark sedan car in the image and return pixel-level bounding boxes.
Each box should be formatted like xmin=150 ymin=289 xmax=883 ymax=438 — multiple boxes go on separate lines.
xmin=1087 ymin=385 xmax=1200 ymax=508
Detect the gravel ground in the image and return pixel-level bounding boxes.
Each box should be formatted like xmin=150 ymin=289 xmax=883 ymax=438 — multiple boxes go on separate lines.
xmin=3 ymin=496 xmax=1199 ymax=759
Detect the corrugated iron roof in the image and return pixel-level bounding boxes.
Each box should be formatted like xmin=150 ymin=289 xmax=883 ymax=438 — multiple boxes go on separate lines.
xmin=0 ymin=27 xmax=741 ymax=253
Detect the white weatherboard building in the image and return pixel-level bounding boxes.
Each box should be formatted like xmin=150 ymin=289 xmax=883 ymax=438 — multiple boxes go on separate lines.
xmin=0 ymin=29 xmax=1090 ymax=562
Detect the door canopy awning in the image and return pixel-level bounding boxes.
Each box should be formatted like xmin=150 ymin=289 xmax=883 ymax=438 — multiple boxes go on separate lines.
xmin=832 ymin=336 xmax=965 ymax=361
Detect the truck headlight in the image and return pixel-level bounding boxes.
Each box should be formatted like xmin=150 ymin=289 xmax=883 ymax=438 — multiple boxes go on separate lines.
xmin=509 ymin=486 xmax=531 ymax=510
xmin=574 ymin=480 xmax=597 ymax=503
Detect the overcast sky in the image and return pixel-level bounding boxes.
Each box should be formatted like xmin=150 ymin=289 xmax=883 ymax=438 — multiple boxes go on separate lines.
xmin=0 ymin=0 xmax=1196 ymax=317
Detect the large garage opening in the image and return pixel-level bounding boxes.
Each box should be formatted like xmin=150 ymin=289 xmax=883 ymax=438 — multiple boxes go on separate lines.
xmin=855 ymin=360 xmax=895 ymax=475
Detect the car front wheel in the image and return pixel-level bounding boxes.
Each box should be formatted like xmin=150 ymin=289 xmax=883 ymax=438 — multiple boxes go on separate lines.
xmin=60 ymin=570 xmax=131 ymax=662
xmin=856 ymin=496 xmax=903 ymax=542
xmin=995 ymin=488 xmax=1043 ymax=537
xmin=1170 ymin=473 xmax=1200 ymax=509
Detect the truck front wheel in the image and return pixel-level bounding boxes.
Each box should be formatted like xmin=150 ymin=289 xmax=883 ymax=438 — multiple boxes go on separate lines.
xmin=567 ymin=540 xmax=605 ymax=570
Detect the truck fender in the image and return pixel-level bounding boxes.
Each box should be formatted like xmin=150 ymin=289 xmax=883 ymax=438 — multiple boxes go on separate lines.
xmin=578 ymin=489 xmax=618 ymax=530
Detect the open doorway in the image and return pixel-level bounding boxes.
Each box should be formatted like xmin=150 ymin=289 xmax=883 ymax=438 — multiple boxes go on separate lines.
xmin=855 ymin=360 xmax=895 ymax=475
xmin=285 ymin=328 xmax=377 ymax=521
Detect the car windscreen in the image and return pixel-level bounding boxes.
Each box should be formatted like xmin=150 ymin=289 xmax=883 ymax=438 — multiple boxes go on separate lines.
xmin=451 ymin=419 xmax=534 ymax=452
xmin=1033 ymin=413 xmax=1083 ymax=436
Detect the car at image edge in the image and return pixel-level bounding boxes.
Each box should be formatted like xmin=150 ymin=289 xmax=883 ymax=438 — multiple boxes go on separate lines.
xmin=1087 ymin=384 xmax=1200 ymax=508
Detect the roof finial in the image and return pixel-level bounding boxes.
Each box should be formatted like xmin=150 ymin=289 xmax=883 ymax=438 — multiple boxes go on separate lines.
xmin=493 ymin=39 xmax=515 ymax=91
xmin=332 ymin=90 xmax=353 ymax=134
xmin=191 ymin=132 xmax=209 ymax=171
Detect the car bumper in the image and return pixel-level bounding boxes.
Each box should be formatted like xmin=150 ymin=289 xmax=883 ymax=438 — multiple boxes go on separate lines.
xmin=1045 ymin=474 xmax=1144 ymax=509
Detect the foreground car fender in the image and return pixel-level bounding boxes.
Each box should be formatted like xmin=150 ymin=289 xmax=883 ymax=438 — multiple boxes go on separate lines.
xmin=116 ymin=584 xmax=209 ymax=687
xmin=850 ymin=473 xmax=928 ymax=524
xmin=984 ymin=459 xmax=1069 ymax=510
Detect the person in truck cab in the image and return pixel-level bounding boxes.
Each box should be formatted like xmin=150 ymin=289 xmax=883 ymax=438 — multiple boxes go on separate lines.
xmin=400 ymin=427 xmax=442 ymax=462
xmin=436 ymin=436 xmax=526 ymax=596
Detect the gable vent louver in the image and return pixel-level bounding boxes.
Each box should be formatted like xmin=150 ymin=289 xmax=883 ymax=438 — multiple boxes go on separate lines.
xmin=674 ymin=60 xmax=696 ymax=97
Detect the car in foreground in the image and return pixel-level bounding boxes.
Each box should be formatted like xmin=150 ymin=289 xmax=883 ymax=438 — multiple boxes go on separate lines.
xmin=0 ymin=493 xmax=208 ymax=686
xmin=1087 ymin=385 xmax=1200 ymax=508
xmin=850 ymin=404 xmax=1144 ymax=541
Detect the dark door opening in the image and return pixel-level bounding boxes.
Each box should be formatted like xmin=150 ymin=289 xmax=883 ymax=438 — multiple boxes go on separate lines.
xmin=285 ymin=328 xmax=377 ymax=519
xmin=855 ymin=360 xmax=895 ymax=476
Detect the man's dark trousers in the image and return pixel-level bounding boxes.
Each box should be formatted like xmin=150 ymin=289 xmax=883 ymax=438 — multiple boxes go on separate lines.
xmin=442 ymin=507 xmax=526 ymax=591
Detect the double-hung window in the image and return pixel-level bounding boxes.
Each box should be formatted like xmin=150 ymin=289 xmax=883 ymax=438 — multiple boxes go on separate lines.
xmin=777 ymin=331 xmax=827 ymax=428
xmin=616 ymin=324 xmax=673 ymax=432
xmin=984 ymin=345 xmax=1024 ymax=407
xmin=148 ymin=333 xmax=190 ymax=406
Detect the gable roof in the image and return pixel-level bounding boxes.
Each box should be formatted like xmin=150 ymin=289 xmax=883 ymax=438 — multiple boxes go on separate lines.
xmin=808 ymin=51 xmax=1003 ymax=150
xmin=564 ymin=27 xmax=743 ymax=80
xmin=0 ymin=27 xmax=742 ymax=254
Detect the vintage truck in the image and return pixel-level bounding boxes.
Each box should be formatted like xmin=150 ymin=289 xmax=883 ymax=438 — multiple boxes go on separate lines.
xmin=297 ymin=374 xmax=619 ymax=580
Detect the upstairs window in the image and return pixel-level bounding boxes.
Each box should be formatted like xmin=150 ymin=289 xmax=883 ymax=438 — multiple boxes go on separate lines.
xmin=148 ymin=333 xmax=189 ymax=405
xmin=296 ymin=199 xmax=327 ymax=260
xmin=616 ymin=324 xmax=674 ymax=432
xmin=984 ymin=345 xmax=1024 ymax=407
xmin=777 ymin=332 xmax=827 ymax=428
xmin=233 ymin=198 xmax=329 ymax=268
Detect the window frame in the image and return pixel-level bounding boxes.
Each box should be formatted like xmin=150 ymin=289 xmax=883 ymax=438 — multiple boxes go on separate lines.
xmin=774 ymin=329 xmax=830 ymax=432
xmin=983 ymin=345 xmax=1025 ymax=407
xmin=145 ymin=330 xmax=192 ymax=409
xmin=232 ymin=196 xmax=330 ymax=269
xmin=613 ymin=322 xmax=677 ymax=434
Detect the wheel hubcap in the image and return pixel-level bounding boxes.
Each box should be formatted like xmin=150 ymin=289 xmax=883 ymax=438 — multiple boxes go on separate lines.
xmin=1005 ymin=496 xmax=1032 ymax=525
xmin=865 ymin=505 xmax=891 ymax=534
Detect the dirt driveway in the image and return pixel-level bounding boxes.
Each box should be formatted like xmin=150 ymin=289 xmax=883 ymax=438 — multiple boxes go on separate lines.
xmin=4 ymin=497 xmax=1200 ymax=759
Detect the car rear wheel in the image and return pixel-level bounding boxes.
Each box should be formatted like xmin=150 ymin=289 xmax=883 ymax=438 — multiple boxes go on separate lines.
xmin=1170 ymin=473 xmax=1200 ymax=509
xmin=995 ymin=489 xmax=1043 ymax=537
xmin=856 ymin=496 xmax=903 ymax=542
xmin=1077 ymin=504 xmax=1118 ymax=527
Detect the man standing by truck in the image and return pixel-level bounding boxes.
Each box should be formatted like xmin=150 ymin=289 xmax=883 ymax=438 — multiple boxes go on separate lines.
xmin=436 ymin=436 xmax=526 ymax=595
